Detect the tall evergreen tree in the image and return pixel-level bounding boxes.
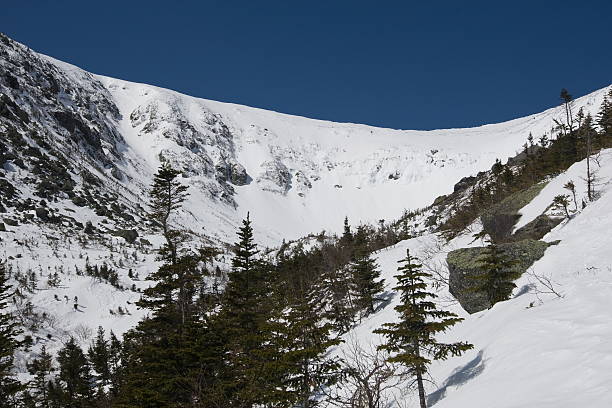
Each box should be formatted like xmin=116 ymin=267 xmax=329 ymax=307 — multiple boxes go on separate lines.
xmin=267 ymin=285 xmax=342 ymax=408
xmin=375 ymin=250 xmax=472 ymax=408
xmin=473 ymin=243 xmax=520 ymax=307
xmin=219 ymin=213 xmax=272 ymax=407
xmin=87 ymin=326 xmax=110 ymax=398
xmin=0 ymin=262 xmax=25 ymax=407
xmin=116 ymin=165 xmax=217 ymax=407
xmin=56 ymin=337 xmax=93 ymax=408
xmin=149 ymin=162 xmax=189 ymax=264
xmin=26 ymin=345 xmax=54 ymax=408
xmin=350 ymin=227 xmax=384 ymax=316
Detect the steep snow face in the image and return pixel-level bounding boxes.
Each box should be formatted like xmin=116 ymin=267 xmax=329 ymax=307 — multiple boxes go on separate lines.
xmin=0 ymin=31 xmax=605 ymax=245
xmin=331 ymin=150 xmax=612 ymax=408
xmin=96 ymin=72 xmax=610 ymax=244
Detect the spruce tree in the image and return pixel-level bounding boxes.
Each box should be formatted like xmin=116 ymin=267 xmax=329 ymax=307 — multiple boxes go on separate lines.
xmin=26 ymin=345 xmax=54 ymax=408
xmin=340 ymin=216 xmax=353 ymax=246
xmin=597 ymin=89 xmax=612 ymax=138
xmin=87 ymin=326 xmax=110 ymax=397
xmin=56 ymin=337 xmax=93 ymax=407
xmin=116 ymin=166 xmax=214 ymax=407
xmin=473 ymin=243 xmax=520 ymax=307
xmin=375 ymin=250 xmax=472 ymax=408
xmin=218 ymin=213 xmax=272 ymax=407
xmin=0 ymin=262 xmax=25 ymax=407
xmin=149 ymin=162 xmax=189 ymax=264
xmin=350 ymin=227 xmax=384 ymax=316
xmin=267 ymin=285 xmax=342 ymax=408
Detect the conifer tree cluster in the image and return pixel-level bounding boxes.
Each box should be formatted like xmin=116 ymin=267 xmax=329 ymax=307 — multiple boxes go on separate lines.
xmin=442 ymin=88 xmax=612 ymax=236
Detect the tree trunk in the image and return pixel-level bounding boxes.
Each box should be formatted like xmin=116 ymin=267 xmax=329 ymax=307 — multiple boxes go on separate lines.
xmin=416 ymin=370 xmax=427 ymax=408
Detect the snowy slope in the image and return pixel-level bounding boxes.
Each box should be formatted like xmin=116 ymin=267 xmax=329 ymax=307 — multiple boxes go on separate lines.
xmin=331 ymin=150 xmax=612 ymax=407
xmin=40 ymin=47 xmax=610 ymax=245
xmin=3 ymin=34 xmax=612 ymax=403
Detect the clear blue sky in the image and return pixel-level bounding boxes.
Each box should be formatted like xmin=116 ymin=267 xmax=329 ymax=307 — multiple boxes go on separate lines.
xmin=2 ymin=1 xmax=611 ymax=130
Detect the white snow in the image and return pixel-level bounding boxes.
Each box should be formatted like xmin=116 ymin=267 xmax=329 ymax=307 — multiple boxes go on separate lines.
xmin=330 ymin=150 xmax=612 ymax=407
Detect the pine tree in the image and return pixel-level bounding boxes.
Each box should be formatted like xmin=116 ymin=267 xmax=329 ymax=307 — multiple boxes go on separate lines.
xmin=553 ymin=194 xmax=571 ymax=218
xmin=340 ymin=216 xmax=353 ymax=246
xmin=267 ymin=285 xmax=342 ymax=408
xmin=87 ymin=326 xmax=110 ymax=397
xmin=473 ymin=243 xmax=520 ymax=307
xmin=149 ymin=162 xmax=189 ymax=264
xmin=597 ymin=89 xmax=612 ymax=138
xmin=375 ymin=250 xmax=472 ymax=408
xmin=350 ymin=227 xmax=384 ymax=316
xmin=563 ymin=180 xmax=578 ymax=211
xmin=316 ymin=265 xmax=355 ymax=333
xmin=26 ymin=345 xmax=54 ymax=408
xmin=0 ymin=262 xmax=25 ymax=407
xmin=56 ymin=337 xmax=93 ymax=407
xmin=218 ymin=213 xmax=272 ymax=407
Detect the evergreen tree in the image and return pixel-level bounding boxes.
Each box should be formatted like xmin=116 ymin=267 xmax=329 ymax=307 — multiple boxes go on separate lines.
xmin=87 ymin=326 xmax=110 ymax=397
xmin=553 ymin=194 xmax=571 ymax=218
xmin=473 ymin=243 xmax=520 ymax=307
xmin=267 ymin=285 xmax=342 ymax=408
xmin=316 ymin=265 xmax=355 ymax=333
xmin=563 ymin=180 xmax=578 ymax=210
xmin=56 ymin=337 xmax=93 ymax=408
xmin=149 ymin=162 xmax=189 ymax=264
xmin=597 ymin=89 xmax=612 ymax=138
xmin=0 ymin=262 xmax=25 ymax=407
xmin=218 ymin=213 xmax=272 ymax=407
xmin=116 ymin=166 xmax=215 ymax=407
xmin=350 ymin=227 xmax=384 ymax=316
xmin=26 ymin=345 xmax=54 ymax=408
xmin=340 ymin=216 xmax=353 ymax=246
xmin=375 ymin=250 xmax=472 ymax=408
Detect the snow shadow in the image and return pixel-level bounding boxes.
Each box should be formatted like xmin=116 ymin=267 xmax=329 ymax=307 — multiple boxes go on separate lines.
xmin=375 ymin=290 xmax=396 ymax=312
xmin=427 ymin=350 xmax=485 ymax=406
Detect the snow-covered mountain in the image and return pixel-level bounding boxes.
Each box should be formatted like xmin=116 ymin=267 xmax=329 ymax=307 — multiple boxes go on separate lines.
xmin=2 ymin=32 xmax=612 ymax=406
xmin=2 ymin=33 xmax=608 ymax=246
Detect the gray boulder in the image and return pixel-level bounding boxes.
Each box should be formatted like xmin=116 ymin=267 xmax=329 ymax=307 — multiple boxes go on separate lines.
xmin=112 ymin=229 xmax=139 ymax=243
xmin=447 ymin=239 xmax=549 ymax=313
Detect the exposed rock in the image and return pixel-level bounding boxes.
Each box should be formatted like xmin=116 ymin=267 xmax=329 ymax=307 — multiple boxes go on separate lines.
xmin=112 ymin=229 xmax=139 ymax=243
xmin=257 ymin=160 xmax=291 ymax=194
xmin=0 ymin=223 xmax=5 ymax=232
xmin=481 ymin=182 xmax=548 ymax=243
xmin=229 ymin=162 xmax=249 ymax=186
xmin=3 ymin=218 xmax=18 ymax=227
xmin=447 ymin=239 xmax=550 ymax=313
xmin=513 ymin=215 xmax=563 ymax=241
xmin=453 ymin=175 xmax=476 ymax=193
xmin=35 ymin=207 xmax=49 ymax=220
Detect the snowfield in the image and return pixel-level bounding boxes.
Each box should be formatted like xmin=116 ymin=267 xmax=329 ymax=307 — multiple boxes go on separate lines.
xmin=332 ymin=150 xmax=612 ymax=407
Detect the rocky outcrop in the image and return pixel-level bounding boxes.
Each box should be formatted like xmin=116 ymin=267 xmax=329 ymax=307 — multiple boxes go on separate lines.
xmin=257 ymin=160 xmax=292 ymax=194
xmin=481 ymin=183 xmax=548 ymax=243
xmin=447 ymin=239 xmax=549 ymax=313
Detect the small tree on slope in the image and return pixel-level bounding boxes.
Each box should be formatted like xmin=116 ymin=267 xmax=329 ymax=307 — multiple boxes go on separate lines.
xmin=374 ymin=250 xmax=472 ymax=408
xmin=473 ymin=243 xmax=520 ymax=308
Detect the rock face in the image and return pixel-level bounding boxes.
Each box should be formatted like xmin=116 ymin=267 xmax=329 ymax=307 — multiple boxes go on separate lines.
xmin=447 ymin=239 xmax=550 ymax=313
xmin=513 ymin=214 xmax=563 ymax=241
xmin=112 ymin=229 xmax=139 ymax=244
xmin=481 ymin=183 xmax=548 ymax=243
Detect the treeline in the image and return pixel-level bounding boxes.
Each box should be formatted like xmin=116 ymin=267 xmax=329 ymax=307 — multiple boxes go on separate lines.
xmin=441 ymin=88 xmax=612 ymax=235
